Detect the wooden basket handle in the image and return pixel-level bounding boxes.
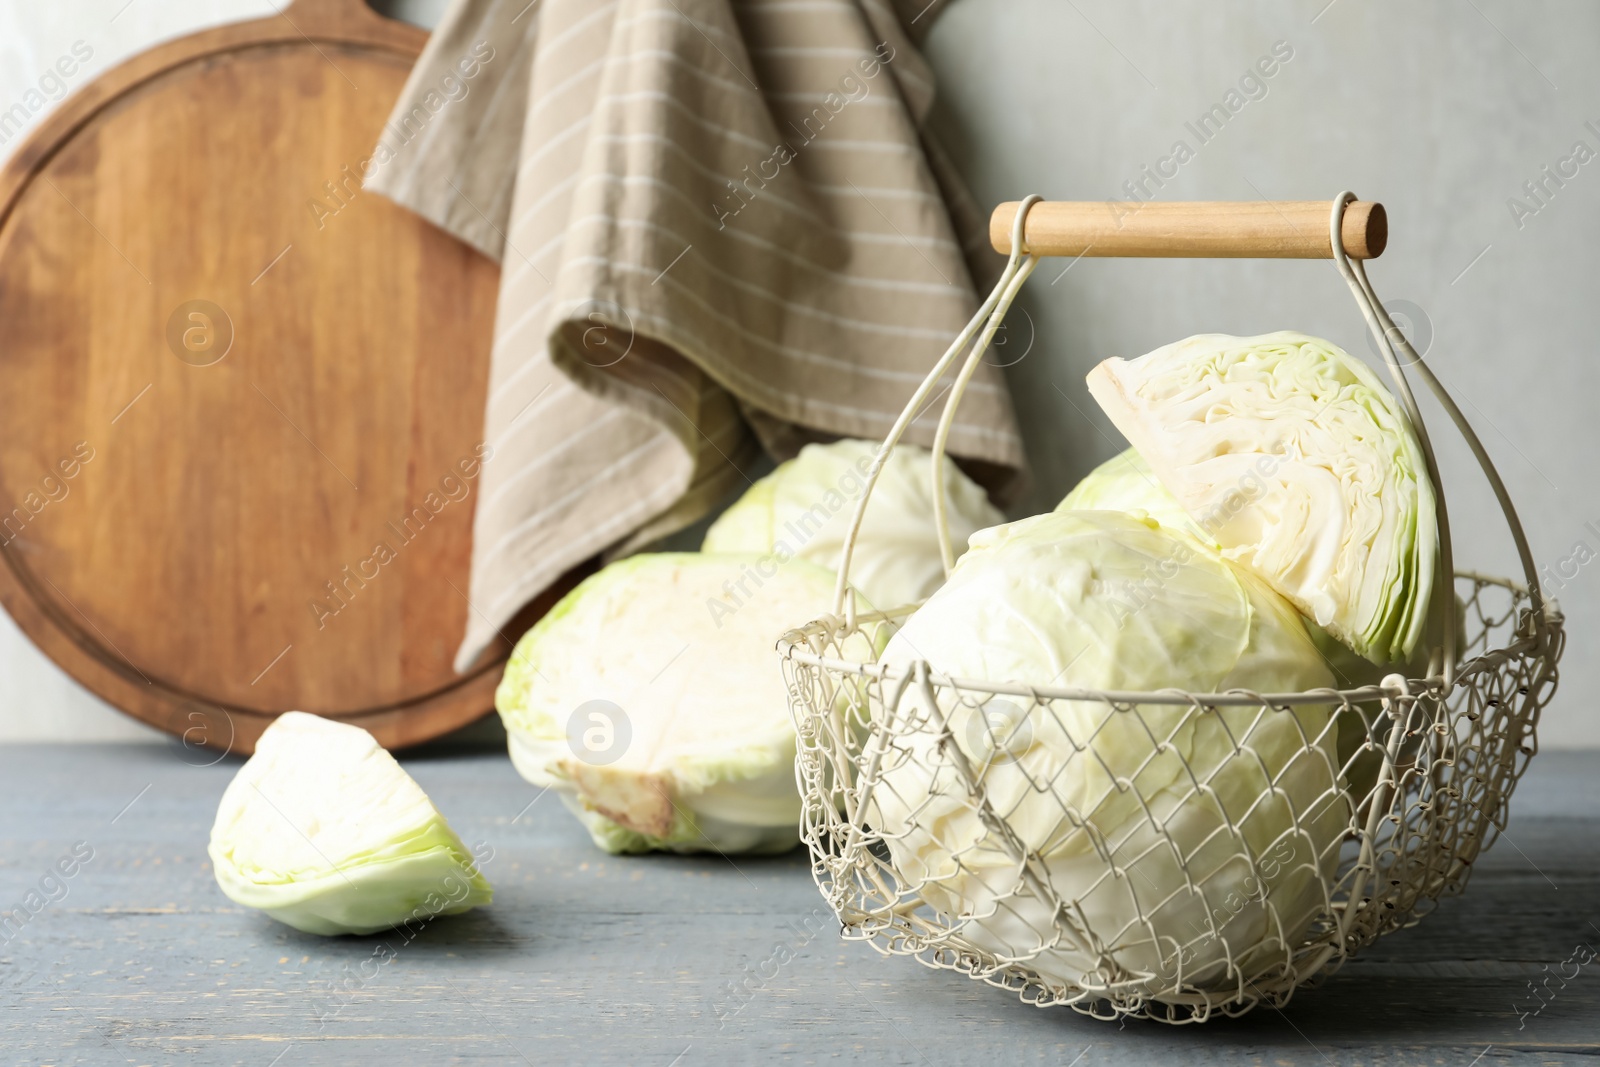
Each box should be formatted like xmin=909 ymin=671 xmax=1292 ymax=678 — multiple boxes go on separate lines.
xmin=989 ymin=200 xmax=1386 ymax=260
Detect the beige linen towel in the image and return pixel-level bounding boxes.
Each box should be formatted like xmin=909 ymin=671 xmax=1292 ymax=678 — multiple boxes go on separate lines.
xmin=366 ymin=0 xmax=1026 ymax=671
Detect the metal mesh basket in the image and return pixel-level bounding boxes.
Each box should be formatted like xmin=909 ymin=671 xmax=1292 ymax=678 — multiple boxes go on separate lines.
xmin=777 ymin=195 xmax=1564 ymax=1021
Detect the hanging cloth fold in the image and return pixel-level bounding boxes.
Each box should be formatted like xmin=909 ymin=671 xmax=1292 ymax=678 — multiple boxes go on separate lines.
xmin=365 ymin=0 xmax=1026 ymax=670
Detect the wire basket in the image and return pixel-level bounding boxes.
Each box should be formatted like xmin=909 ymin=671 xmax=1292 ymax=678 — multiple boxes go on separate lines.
xmin=777 ymin=194 xmax=1564 ymax=1022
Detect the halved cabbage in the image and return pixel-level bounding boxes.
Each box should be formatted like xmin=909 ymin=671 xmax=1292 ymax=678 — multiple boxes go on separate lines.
xmin=872 ymin=511 xmax=1346 ymax=996
xmin=702 ymin=439 xmax=1003 ymax=610
xmin=208 ymin=712 xmax=491 ymax=936
xmin=1086 ymin=332 xmax=1437 ymax=664
xmin=497 ymin=552 xmax=869 ymax=855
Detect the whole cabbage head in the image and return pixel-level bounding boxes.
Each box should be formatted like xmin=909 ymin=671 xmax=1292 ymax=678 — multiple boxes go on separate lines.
xmin=497 ymin=553 xmax=874 ymax=855
xmin=1054 ymin=447 xmax=1445 ymax=809
xmin=209 ymin=712 xmax=492 ymax=936
xmin=871 ymin=511 xmax=1347 ymax=999
xmin=702 ymin=439 xmax=1003 ymax=611
xmin=1056 ymin=447 xmax=1213 ymax=545
xmin=1086 ymin=332 xmax=1437 ymax=665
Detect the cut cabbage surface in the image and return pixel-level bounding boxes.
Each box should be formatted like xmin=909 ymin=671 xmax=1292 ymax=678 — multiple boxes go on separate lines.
xmin=1054 ymin=445 xmax=1452 ymax=824
xmin=209 ymin=712 xmax=491 ymax=936
xmin=872 ymin=511 xmax=1346 ymax=997
xmin=1086 ymin=332 xmax=1437 ymax=664
xmin=1056 ymin=445 xmax=1441 ymax=688
xmin=497 ymin=553 xmax=870 ymax=855
xmin=702 ymin=439 xmax=1003 ymax=611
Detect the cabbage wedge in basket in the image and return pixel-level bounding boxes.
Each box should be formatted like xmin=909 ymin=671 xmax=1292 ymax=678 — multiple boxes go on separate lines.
xmin=209 ymin=712 xmax=492 ymax=936
xmin=1086 ymin=331 xmax=1438 ymax=666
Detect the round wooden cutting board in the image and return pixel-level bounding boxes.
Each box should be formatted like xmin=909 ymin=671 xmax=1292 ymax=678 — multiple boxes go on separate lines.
xmin=0 ymin=0 xmax=539 ymax=753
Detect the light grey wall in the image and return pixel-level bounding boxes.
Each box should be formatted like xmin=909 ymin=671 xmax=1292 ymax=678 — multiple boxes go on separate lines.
xmin=1 ymin=1 xmax=1593 ymax=745
xmin=921 ymin=0 xmax=1598 ymax=748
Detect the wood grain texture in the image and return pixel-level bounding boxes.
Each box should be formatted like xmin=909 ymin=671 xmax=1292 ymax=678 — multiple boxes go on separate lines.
xmin=0 ymin=743 xmax=1595 ymax=1065
xmin=0 ymin=0 xmax=517 ymax=752
xmin=989 ymin=200 xmax=1387 ymax=259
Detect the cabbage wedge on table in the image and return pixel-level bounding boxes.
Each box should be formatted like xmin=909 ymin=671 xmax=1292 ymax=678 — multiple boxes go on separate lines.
xmin=209 ymin=712 xmax=492 ymax=936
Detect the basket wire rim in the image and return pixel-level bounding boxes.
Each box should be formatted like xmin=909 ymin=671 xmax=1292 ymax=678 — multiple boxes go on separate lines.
xmin=781 ymin=574 xmax=1556 ymax=708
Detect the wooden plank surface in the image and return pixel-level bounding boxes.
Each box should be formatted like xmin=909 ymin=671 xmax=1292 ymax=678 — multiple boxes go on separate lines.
xmin=1 ymin=742 xmax=1596 ymax=1065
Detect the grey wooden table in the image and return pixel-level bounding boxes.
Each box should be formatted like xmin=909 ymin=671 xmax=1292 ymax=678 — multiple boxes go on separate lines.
xmin=1 ymin=741 xmax=1596 ymax=1066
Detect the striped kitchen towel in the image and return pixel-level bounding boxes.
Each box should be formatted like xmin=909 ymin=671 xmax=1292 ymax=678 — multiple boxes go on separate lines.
xmin=365 ymin=0 xmax=1027 ymax=671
